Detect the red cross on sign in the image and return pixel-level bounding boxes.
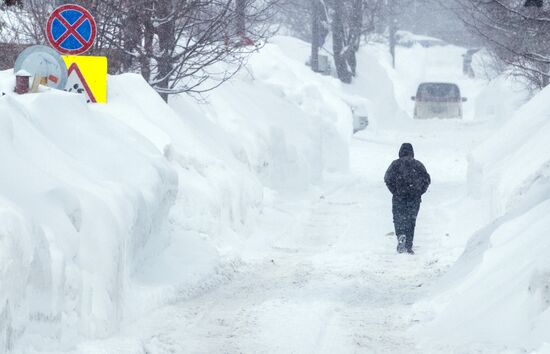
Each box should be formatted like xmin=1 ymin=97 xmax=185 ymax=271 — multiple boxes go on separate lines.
xmin=46 ymin=4 xmax=96 ymax=55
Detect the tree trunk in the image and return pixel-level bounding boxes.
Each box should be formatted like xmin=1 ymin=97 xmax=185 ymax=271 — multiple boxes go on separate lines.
xmin=122 ymin=0 xmax=141 ymax=72
xmin=332 ymin=3 xmax=352 ymax=83
xmin=155 ymin=0 xmax=176 ymax=102
xmin=311 ymin=0 xmax=320 ymax=72
xmin=347 ymin=0 xmax=363 ymax=76
xmin=236 ymin=0 xmax=246 ymax=37
xmin=141 ymin=16 xmax=153 ymax=83
xmin=389 ymin=17 xmax=397 ymax=69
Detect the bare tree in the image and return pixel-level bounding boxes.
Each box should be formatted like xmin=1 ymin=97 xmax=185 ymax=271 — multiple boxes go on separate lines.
xmin=102 ymin=0 xmax=280 ymax=100
xmin=3 ymin=0 xmax=279 ymax=100
xmin=331 ymin=1 xmax=352 ymax=83
xmin=281 ymin=0 xmax=391 ymax=82
xmin=0 ymin=0 xmax=51 ymax=44
xmin=236 ymin=0 xmax=246 ymax=36
xmin=362 ymin=0 xmax=385 ymax=35
xmin=450 ymin=0 xmax=550 ymax=89
xmin=277 ymin=0 xmax=313 ymax=41
xmin=329 ymin=0 xmax=364 ymax=82
xmin=347 ymin=0 xmax=363 ymax=75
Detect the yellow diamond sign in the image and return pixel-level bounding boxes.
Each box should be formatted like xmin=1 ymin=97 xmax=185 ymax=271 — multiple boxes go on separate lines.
xmin=62 ymin=55 xmax=108 ymax=103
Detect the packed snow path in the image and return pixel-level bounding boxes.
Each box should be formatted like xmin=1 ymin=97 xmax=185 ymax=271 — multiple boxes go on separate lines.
xmin=85 ymin=119 xmax=491 ymax=353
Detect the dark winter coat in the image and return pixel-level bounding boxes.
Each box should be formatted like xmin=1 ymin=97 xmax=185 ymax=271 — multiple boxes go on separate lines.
xmin=384 ymin=143 xmax=431 ymax=200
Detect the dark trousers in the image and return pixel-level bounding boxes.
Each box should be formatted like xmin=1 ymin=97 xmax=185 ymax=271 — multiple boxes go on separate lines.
xmin=392 ymin=197 xmax=421 ymax=250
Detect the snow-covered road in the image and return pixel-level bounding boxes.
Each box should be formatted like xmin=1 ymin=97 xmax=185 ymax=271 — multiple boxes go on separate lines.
xmin=81 ymin=118 xmax=493 ymax=353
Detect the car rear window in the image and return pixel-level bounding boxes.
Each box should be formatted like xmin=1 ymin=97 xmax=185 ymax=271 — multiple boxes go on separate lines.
xmin=417 ymin=83 xmax=460 ymax=100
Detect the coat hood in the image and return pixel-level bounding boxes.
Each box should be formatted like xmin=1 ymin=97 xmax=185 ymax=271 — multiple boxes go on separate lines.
xmin=399 ymin=143 xmax=414 ymax=158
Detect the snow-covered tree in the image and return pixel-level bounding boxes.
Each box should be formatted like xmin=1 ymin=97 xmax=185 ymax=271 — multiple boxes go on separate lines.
xmin=328 ymin=0 xmax=361 ymax=82
xmin=282 ymin=0 xmax=407 ymax=82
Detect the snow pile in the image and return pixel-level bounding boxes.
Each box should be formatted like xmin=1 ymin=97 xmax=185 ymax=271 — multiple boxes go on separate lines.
xmin=469 ymin=85 xmax=550 ymax=215
xmin=100 ymin=74 xmax=264 ymax=251
xmin=0 ymin=71 xmax=178 ymax=351
xmin=415 ymin=86 xmax=550 ymax=352
xmin=395 ymin=30 xmax=446 ymax=47
xmin=170 ymin=35 xmax=391 ymax=190
xmin=472 ymin=75 xmax=529 ymax=123
xmin=0 ymin=72 xmax=260 ymax=352
xmin=94 ymin=73 xmax=265 ymax=328
xmin=348 ymin=42 xmax=409 ymax=129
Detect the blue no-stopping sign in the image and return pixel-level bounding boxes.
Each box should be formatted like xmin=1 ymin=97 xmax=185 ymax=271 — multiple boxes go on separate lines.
xmin=46 ymin=4 xmax=96 ymax=55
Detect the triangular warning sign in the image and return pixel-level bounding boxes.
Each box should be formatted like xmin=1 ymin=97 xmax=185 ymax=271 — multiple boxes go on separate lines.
xmin=64 ymin=63 xmax=97 ymax=103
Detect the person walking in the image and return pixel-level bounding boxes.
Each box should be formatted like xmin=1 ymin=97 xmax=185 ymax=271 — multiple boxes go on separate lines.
xmin=384 ymin=143 xmax=431 ymax=254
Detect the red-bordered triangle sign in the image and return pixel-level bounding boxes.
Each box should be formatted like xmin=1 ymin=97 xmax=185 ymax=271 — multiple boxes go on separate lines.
xmin=65 ymin=62 xmax=96 ymax=103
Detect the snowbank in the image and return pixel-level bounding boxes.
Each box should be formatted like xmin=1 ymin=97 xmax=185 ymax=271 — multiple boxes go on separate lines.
xmin=416 ymin=199 xmax=550 ymax=353
xmin=348 ymin=43 xmax=410 ymax=129
xmin=0 ymin=70 xmax=178 ymax=351
xmin=0 ymin=70 xmax=267 ymax=352
xmin=0 ymin=71 xmax=263 ymax=352
xmin=469 ymin=85 xmax=550 ymax=216
xmin=95 ymin=73 xmax=265 ymax=325
xmin=0 ymin=35 xmax=357 ymax=352
xmin=170 ymin=36 xmax=358 ymax=191
xmin=415 ymin=84 xmax=550 ymax=353
xmin=472 ymin=75 xmax=529 ymax=123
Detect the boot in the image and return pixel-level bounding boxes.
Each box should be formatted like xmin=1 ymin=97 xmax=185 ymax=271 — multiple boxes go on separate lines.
xmin=397 ymin=235 xmax=407 ymax=253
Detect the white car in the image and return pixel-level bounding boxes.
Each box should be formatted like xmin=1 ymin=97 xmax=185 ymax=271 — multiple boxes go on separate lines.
xmin=351 ymin=104 xmax=369 ymax=133
xmin=411 ymin=82 xmax=467 ymax=119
